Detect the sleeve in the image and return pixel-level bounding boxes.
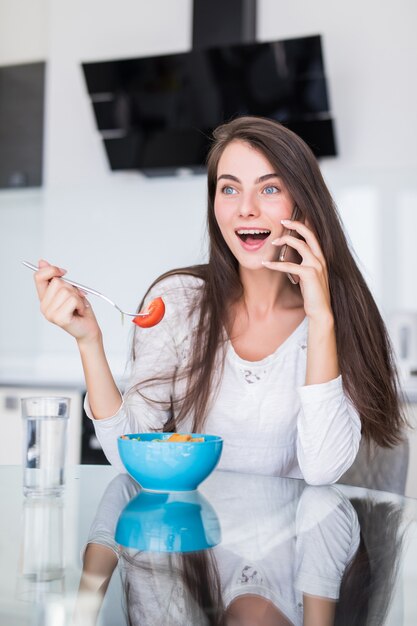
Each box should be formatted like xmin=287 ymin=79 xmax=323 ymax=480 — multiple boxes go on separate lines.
xmin=296 ymin=375 xmax=362 ymax=485
xmin=84 ymin=275 xmax=199 ymax=470
xmin=294 ymin=486 xmax=360 ymax=600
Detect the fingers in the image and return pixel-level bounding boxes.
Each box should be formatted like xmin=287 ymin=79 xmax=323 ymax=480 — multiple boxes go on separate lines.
xmin=272 ymin=234 xmax=322 ymax=271
xmin=42 ymin=286 xmax=90 ymax=326
xmin=280 ymin=219 xmax=325 ymax=263
xmin=263 ymin=233 xmax=328 ymax=279
xmin=41 ymin=276 xmax=72 ymax=312
xmin=41 ymin=280 xmax=78 ymax=314
xmin=262 ymin=259 xmax=315 ymax=280
xmin=46 ymin=292 xmax=90 ymax=328
xmin=34 ymin=259 xmax=67 ymax=300
xmin=35 ymin=259 xmax=89 ymax=327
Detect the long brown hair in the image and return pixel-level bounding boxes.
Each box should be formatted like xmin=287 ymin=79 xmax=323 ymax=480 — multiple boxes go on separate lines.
xmin=336 ymin=498 xmax=406 ymax=624
xmin=132 ymin=115 xmax=406 ymax=447
xmin=122 ymin=550 xmax=225 ymax=626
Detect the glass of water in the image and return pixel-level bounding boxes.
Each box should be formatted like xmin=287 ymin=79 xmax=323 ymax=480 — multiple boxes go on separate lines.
xmin=21 ymin=397 xmax=70 ymax=497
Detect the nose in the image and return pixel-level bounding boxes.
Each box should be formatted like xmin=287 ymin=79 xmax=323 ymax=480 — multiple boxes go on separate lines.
xmin=238 ymin=192 xmax=260 ymax=218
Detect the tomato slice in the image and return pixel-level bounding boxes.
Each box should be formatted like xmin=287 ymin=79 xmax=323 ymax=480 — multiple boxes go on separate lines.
xmin=132 ymin=297 xmax=165 ymax=328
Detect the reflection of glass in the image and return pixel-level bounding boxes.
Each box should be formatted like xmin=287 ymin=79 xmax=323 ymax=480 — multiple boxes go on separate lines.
xmin=21 ymin=397 xmax=70 ymax=497
xmin=115 ymin=490 xmax=221 ymax=553
xmin=17 ymin=497 xmax=64 ymax=602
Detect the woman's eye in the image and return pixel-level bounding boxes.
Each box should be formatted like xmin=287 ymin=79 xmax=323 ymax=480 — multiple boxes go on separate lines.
xmin=222 ymin=186 xmax=237 ymax=195
xmin=263 ymin=185 xmax=279 ymax=194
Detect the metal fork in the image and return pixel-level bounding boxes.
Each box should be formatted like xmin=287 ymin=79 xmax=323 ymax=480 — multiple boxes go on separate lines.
xmin=22 ymin=261 xmax=146 ymax=317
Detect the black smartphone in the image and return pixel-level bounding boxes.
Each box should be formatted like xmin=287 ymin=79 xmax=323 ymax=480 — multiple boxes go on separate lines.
xmin=278 ymin=205 xmax=303 ymax=285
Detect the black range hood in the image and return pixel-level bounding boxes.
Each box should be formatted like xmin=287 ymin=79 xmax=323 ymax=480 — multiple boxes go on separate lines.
xmin=82 ymin=1 xmax=336 ymax=176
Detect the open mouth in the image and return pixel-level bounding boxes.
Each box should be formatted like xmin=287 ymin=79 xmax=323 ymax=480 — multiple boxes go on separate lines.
xmin=235 ymin=229 xmax=271 ymax=245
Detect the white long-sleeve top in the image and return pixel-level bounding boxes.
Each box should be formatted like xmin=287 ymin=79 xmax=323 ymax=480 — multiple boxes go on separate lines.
xmin=85 ymin=274 xmax=361 ymax=484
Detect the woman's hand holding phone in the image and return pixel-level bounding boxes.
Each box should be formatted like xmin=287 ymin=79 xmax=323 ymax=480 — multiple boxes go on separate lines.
xmin=262 ymin=214 xmax=333 ymax=322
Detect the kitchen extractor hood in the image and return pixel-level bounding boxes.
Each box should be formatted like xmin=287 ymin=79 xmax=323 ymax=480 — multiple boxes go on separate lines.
xmin=81 ymin=1 xmax=336 ymax=176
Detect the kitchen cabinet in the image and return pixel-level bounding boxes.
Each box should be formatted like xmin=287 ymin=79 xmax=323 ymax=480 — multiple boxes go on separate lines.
xmin=0 ymin=385 xmax=83 ymax=465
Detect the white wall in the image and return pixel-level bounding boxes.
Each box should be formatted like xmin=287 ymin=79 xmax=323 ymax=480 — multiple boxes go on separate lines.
xmin=0 ymin=0 xmax=49 ymax=371
xmin=260 ymin=0 xmax=417 ymax=170
xmin=0 ymin=0 xmax=48 ymax=64
xmin=1 ymin=0 xmax=417 ymax=382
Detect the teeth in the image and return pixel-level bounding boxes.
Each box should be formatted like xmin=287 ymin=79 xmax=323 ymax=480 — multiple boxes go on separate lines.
xmin=236 ymin=229 xmax=271 ymax=235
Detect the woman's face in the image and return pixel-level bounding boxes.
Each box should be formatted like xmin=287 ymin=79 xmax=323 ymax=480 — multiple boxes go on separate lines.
xmin=214 ymin=140 xmax=296 ymax=271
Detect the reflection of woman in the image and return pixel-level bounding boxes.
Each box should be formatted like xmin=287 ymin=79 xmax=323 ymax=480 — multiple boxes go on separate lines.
xmin=78 ymin=473 xmax=362 ymax=625
xmin=33 ymin=116 xmax=406 ymax=485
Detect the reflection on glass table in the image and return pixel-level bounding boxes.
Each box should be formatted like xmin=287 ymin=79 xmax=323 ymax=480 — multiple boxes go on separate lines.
xmin=18 ymin=496 xmax=65 ymax=601
xmin=115 ymin=489 xmax=221 ymax=553
xmin=0 ymin=465 xmax=416 ymax=625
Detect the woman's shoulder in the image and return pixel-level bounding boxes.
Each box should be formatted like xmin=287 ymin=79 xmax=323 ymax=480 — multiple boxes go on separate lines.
xmin=144 ymin=268 xmax=206 ymax=320
xmin=154 ymin=270 xmax=205 ymax=292
xmin=147 ymin=269 xmax=205 ymax=300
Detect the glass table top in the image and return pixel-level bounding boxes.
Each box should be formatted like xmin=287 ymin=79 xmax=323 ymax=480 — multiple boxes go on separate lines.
xmin=0 ymin=465 xmax=416 ymax=625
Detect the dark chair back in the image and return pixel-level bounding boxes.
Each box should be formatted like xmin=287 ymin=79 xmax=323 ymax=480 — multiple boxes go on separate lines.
xmin=338 ymin=438 xmax=409 ymax=495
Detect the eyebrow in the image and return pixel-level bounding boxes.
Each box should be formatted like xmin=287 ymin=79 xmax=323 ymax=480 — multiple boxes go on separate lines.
xmin=216 ymin=173 xmax=281 ymax=184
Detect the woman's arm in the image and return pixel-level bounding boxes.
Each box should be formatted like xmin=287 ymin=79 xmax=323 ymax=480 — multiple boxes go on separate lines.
xmin=79 ymin=543 xmax=118 ymax=595
xmin=265 ymin=217 xmax=340 ymax=385
xmin=78 ymin=335 xmax=123 ymax=419
xmin=34 ymin=260 xmax=122 ymax=419
xmin=72 ymin=543 xmax=118 ymax=626
xmin=303 ymin=594 xmax=335 ymax=626
xmin=295 ymin=486 xmax=360 ymax=619
xmin=305 ymin=315 xmax=339 ymax=386
xmin=265 ymin=221 xmax=360 ymax=483
xmin=72 ymin=474 xmax=139 ymax=624
xmin=83 ymin=276 xmax=192 ymax=467
xmin=296 ymin=376 xmax=361 ymax=485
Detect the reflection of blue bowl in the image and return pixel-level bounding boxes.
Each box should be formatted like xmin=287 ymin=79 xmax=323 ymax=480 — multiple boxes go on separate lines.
xmin=117 ymin=433 xmax=223 ymax=492
xmin=115 ymin=490 xmax=221 ymax=553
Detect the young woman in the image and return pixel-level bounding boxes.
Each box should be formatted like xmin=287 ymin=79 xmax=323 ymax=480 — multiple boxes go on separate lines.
xmin=34 ymin=116 xmax=406 ymax=485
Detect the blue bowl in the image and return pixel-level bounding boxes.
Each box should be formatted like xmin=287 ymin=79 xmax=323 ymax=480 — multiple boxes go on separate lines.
xmin=115 ymin=490 xmax=221 ymax=552
xmin=117 ymin=433 xmax=223 ymax=492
